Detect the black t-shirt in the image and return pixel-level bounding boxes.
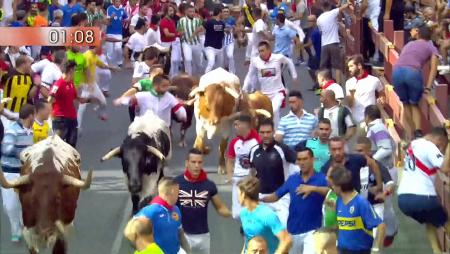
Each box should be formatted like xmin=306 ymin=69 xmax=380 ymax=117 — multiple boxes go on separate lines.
xmin=321 ymin=154 xmax=367 ymax=192
xmin=365 ymin=160 xmax=393 ymax=205
xmin=204 ymin=19 xmax=225 ymax=49
xmin=249 ymin=142 xmax=297 ymax=194
xmin=175 ymin=175 xmax=218 ymax=234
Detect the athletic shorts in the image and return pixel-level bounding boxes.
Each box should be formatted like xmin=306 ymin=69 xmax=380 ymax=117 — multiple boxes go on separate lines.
xmin=392 ymin=66 xmax=423 ymax=105
xmin=320 ymin=43 xmax=343 ymax=70
xmin=398 ymin=194 xmax=448 ymax=227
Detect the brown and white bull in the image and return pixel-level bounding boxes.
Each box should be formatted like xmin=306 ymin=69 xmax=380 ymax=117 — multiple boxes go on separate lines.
xmin=0 ymin=135 xmax=93 ymax=254
xmin=189 ymin=68 xmax=273 ymax=174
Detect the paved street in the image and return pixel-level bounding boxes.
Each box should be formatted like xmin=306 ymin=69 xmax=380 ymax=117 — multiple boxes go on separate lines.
xmin=1 ymin=47 xmax=432 ymax=254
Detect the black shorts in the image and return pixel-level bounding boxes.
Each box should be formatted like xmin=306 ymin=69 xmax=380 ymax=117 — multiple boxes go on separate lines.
xmin=398 ymin=194 xmax=448 ymax=227
xmin=320 ymin=43 xmax=343 ymax=70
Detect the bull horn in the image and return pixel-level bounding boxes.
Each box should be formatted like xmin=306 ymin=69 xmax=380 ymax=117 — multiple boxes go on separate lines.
xmin=55 ymin=220 xmax=65 ymax=235
xmin=0 ymin=169 xmax=30 ymax=188
xmin=255 ymin=109 xmax=272 ymax=118
xmin=147 ymin=146 xmax=165 ymax=161
xmin=184 ymin=98 xmax=196 ymax=106
xmin=188 ymin=86 xmax=204 ymax=98
xmin=101 ymin=147 xmax=121 ymax=162
xmin=224 ymin=87 xmax=239 ymax=99
xmin=62 ymin=169 xmax=93 ymax=190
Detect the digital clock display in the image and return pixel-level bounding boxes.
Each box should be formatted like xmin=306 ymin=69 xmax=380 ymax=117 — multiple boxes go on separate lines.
xmin=0 ymin=27 xmax=101 ymax=46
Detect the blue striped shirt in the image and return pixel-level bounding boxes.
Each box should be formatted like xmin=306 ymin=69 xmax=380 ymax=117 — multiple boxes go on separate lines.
xmin=1 ymin=121 xmax=33 ymax=172
xmin=276 ymin=110 xmax=318 ymax=149
xmin=223 ymin=17 xmax=236 ymax=46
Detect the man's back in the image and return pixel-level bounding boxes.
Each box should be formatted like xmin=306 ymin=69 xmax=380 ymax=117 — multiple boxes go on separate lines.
xmin=317 ymin=8 xmax=340 ymax=46
xmin=2 ymin=69 xmax=33 ymax=113
xmin=1 ymin=121 xmax=33 ymax=171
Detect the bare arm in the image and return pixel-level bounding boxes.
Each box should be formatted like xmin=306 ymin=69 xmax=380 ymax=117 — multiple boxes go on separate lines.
xmin=179 ymin=229 xmax=191 ymax=253
xmin=211 ymin=195 xmax=232 ymax=218
xmin=261 ymin=193 xmax=281 ymax=203
xmin=226 ymin=158 xmax=235 ymax=181
xmin=384 ymin=0 xmax=392 ymax=20
xmin=426 ymin=55 xmax=439 ymax=89
xmin=440 ymin=140 xmax=450 ymax=173
xmin=344 ymin=126 xmax=356 ymax=141
xmin=275 ymin=230 xmax=293 ymax=254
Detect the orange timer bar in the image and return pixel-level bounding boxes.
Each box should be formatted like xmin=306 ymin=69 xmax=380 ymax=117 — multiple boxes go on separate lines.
xmin=0 ymin=27 xmax=101 ymax=47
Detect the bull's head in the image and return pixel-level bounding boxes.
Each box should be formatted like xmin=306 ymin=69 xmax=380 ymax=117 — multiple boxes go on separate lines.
xmin=101 ymin=136 xmax=165 ymax=194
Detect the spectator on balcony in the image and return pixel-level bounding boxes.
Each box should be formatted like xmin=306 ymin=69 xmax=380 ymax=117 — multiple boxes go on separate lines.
xmin=392 ymin=25 xmax=438 ymax=140
xmin=404 ymin=4 xmax=424 ymax=42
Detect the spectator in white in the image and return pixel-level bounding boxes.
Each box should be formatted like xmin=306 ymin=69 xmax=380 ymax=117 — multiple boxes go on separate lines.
xmin=203 ymin=6 xmax=225 ymax=73
xmin=31 ymin=49 xmax=66 ymax=99
xmin=129 ymin=4 xmax=149 ymax=34
xmin=291 ymin=0 xmax=309 ymax=63
xmin=317 ymin=69 xmax=344 ymax=102
xmin=222 ymin=6 xmax=236 ymax=74
xmin=124 ymin=18 xmax=148 ymax=68
xmin=317 ymin=0 xmax=353 ymax=84
xmin=146 ymin=15 xmax=162 ymax=46
xmin=250 ymin=7 xmax=271 ymax=59
xmin=275 ymin=90 xmax=318 ymax=149
xmin=178 ymin=5 xmax=204 ymax=75
xmin=243 ymin=41 xmax=298 ymax=128
xmin=132 ymin=47 xmax=163 ymax=83
xmin=4 ymin=46 xmax=32 ymax=68
xmin=318 ymin=90 xmax=356 ymax=140
xmin=397 ymin=127 xmax=450 ymax=254
xmin=345 ymin=54 xmax=385 ymax=130
xmin=105 ymin=0 xmax=128 ymax=67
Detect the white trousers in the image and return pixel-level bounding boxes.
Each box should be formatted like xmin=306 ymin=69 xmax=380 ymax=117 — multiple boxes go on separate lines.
xmin=259 ymin=193 xmax=290 ymax=227
xmin=232 ymin=176 xmax=246 ymax=220
xmin=162 ymin=39 xmax=182 ymax=77
xmin=105 ymin=34 xmax=123 ymax=66
xmin=204 ymin=47 xmax=224 ymax=73
xmin=185 ymin=232 xmax=211 ymax=254
xmin=290 ymin=230 xmax=317 ymax=254
xmin=265 ymin=90 xmax=285 ymax=130
xmin=182 ymin=43 xmax=203 ymax=76
xmin=1 ymin=173 xmax=23 ymax=237
xmin=224 ymin=42 xmax=236 ymax=74
xmin=77 ymin=83 xmax=107 ymax=129
xmin=384 ymin=196 xmax=399 ymax=236
xmin=245 ymin=33 xmax=253 ymax=61
xmin=96 ymin=54 xmax=112 ymax=92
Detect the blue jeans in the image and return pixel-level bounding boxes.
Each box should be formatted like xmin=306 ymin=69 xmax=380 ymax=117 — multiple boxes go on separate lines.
xmin=392 ymin=66 xmax=423 ymax=105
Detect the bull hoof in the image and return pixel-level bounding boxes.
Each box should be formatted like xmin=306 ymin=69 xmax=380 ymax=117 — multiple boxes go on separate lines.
xmin=203 ymin=146 xmax=211 ymax=155
xmin=178 ymin=140 xmax=187 ymax=148
xmin=218 ymin=165 xmax=226 ymax=175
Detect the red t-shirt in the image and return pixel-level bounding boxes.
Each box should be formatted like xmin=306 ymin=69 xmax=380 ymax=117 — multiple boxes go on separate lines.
xmin=50 ymin=78 xmax=77 ymax=119
xmin=160 ymin=17 xmax=177 ymax=43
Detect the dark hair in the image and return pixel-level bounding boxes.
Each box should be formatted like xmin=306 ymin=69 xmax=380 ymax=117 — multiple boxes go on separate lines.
xmin=35 ymin=98 xmax=49 ymax=112
xmin=258 ymin=40 xmax=271 ymax=49
xmin=330 ymin=166 xmax=354 ymax=192
xmin=135 ymin=17 xmax=146 ymax=30
xmin=213 ymin=5 xmax=223 ymax=16
xmin=418 ymin=25 xmax=432 ymax=40
xmin=317 ymin=69 xmax=332 ymax=80
xmin=252 ymin=7 xmax=262 ymax=18
xmin=318 ymin=118 xmax=331 ymax=125
xmin=143 ymin=47 xmax=159 ymax=61
xmin=321 ymin=0 xmax=332 ymax=11
xmin=150 ymin=14 xmax=161 ymax=25
xmin=19 ymin=104 xmax=35 ymax=120
xmin=356 ymin=136 xmax=372 ymax=147
xmin=288 ymin=90 xmax=303 ymax=100
xmin=64 ymin=60 xmax=77 ymax=73
xmin=364 ymin=105 xmax=381 ymax=120
xmin=235 ymin=114 xmax=252 ymax=124
xmin=71 ymin=14 xmax=81 ymax=26
xmin=153 ymin=74 xmax=170 ymax=85
xmin=78 ymin=12 xmax=88 ymax=22
xmin=329 ymin=136 xmax=345 ymax=144
xmin=276 ymin=12 xmax=285 ymax=23
xmin=237 ymin=176 xmax=260 ymax=201
xmin=429 ymin=127 xmax=448 ymax=139
xmin=296 ymin=146 xmax=314 ymax=157
xmin=258 ymin=118 xmax=274 ymax=131
xmin=53 ymin=50 xmax=66 ymax=65
xmin=348 ymin=54 xmax=364 ymax=67
xmin=187 ymin=148 xmax=203 ymax=158
xmin=163 ymin=4 xmax=176 ymax=16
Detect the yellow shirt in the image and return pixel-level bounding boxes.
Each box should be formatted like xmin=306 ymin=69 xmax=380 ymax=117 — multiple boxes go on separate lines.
xmin=83 ymin=50 xmax=106 ymax=85
xmin=32 ymin=120 xmax=51 ymax=143
xmin=134 ymin=243 xmax=164 ymax=254
xmin=3 ymin=70 xmax=33 ymax=113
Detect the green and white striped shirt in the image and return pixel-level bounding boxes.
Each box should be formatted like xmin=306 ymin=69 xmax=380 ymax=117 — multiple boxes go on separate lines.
xmin=177 ymin=17 xmax=203 ymax=45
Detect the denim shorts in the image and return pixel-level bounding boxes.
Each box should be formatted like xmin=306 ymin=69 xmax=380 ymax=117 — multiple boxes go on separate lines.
xmin=392 ymin=66 xmax=424 ymax=105
xmin=398 ymin=194 xmax=448 ymax=227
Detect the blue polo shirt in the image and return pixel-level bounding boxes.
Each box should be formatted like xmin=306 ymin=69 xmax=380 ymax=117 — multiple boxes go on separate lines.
xmin=321 ymin=154 xmax=367 ymax=192
xmin=106 ymin=5 xmax=128 ymax=35
xmin=61 ymin=3 xmax=84 ymax=27
xmin=275 ymin=172 xmax=327 ymax=234
xmin=272 ymin=25 xmax=297 ymax=57
xmin=135 ymin=204 xmax=182 ymax=254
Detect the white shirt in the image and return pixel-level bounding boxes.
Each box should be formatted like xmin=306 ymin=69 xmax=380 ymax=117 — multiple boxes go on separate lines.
xmin=345 ymin=74 xmax=383 ymax=123
xmin=317 ymin=8 xmax=340 ymax=46
xmin=32 ymin=59 xmax=62 ymax=89
xmin=251 ymin=19 xmax=268 ymax=57
xmin=322 ymin=105 xmax=355 ymax=137
xmin=398 ymin=138 xmax=443 ymax=196
xmin=130 ymin=14 xmax=148 ymax=28
xmin=135 ymin=91 xmax=183 ymax=126
xmin=146 ymin=27 xmax=162 ymax=46
xmin=126 ymin=31 xmax=146 ymax=53
xmin=2 ymin=0 xmax=13 ymax=17
xmin=132 ymin=61 xmax=151 ymax=79
xmin=285 ymin=19 xmax=305 ymax=41
xmin=243 ymin=53 xmax=297 ymax=94
xmin=325 ymin=83 xmax=344 ymax=101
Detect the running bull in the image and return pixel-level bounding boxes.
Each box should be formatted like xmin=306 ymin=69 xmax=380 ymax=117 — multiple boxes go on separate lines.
xmin=101 ymin=111 xmax=171 ymax=214
xmin=0 ymin=135 xmax=93 ymax=254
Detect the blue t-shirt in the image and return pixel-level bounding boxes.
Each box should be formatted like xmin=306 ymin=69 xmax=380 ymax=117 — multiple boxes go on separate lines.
xmin=241 ymin=204 xmax=285 ymax=254
xmin=336 ymin=194 xmax=382 ymax=251
xmin=135 ymin=204 xmax=182 ymax=254
xmin=9 ymin=21 xmax=25 ymax=27
xmin=223 ymin=17 xmax=236 ymax=45
xmin=275 ymin=172 xmax=327 ymax=234
xmin=61 ymin=3 xmax=84 ymax=27
xmin=106 ymin=5 xmax=128 ymax=35
xmin=321 ymin=154 xmax=367 ymax=192
xmin=272 ymin=25 xmax=297 ymax=57
xmin=48 ymin=5 xmax=60 ymax=22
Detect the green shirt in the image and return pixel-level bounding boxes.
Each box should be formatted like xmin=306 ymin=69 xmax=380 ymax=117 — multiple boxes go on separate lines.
xmin=66 ymin=50 xmax=87 ymax=87
xmin=134 ymin=243 xmax=164 ymax=254
xmin=303 ymin=138 xmax=330 ymax=172
xmin=323 ymin=190 xmax=338 ymax=228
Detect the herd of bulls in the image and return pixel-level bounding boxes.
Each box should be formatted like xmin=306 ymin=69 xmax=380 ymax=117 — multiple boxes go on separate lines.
xmin=0 ymin=68 xmax=273 ymax=254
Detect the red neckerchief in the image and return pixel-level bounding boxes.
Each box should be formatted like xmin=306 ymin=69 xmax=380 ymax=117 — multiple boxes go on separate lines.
xmin=150 ymin=196 xmax=173 ymax=211
xmin=356 ymin=70 xmax=369 ymax=81
xmin=149 ymin=24 xmax=158 ymax=31
xmin=239 ymin=129 xmax=261 ymax=142
xmin=322 ymin=80 xmax=335 ymax=90
xmin=184 ymin=168 xmax=208 ymax=182
xmin=261 ymin=53 xmax=271 ymax=64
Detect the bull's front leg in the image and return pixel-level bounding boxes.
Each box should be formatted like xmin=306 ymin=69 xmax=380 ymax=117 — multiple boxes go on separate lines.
xmin=218 ymin=138 xmax=228 ymax=175
xmin=193 ymin=129 xmax=210 ymax=154
xmin=131 ymin=194 xmax=140 ymax=215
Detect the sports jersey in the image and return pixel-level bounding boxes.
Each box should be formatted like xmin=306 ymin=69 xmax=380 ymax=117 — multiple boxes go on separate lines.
xmin=296 ymin=138 xmax=330 ymax=172
xmin=133 ymin=62 xmax=151 ymax=79
xmin=227 ymin=129 xmax=261 ymax=177
xmin=134 ymin=90 xmax=184 ymax=126
xmin=336 ymin=194 xmax=382 ymax=252
xmin=241 ymin=204 xmax=285 ymax=254
xmin=2 ymin=69 xmax=33 ymax=113
xmin=275 ymin=172 xmax=327 ymax=234
xmin=83 ymin=50 xmax=107 ymax=85
xmin=50 ymin=78 xmax=77 ymax=119
xmin=32 ymin=120 xmax=51 ymax=143
xmin=61 ymin=3 xmax=84 ymax=27
xmin=223 ymin=17 xmax=236 ymax=46
xmin=106 ymin=5 xmax=128 ymax=35
xmin=135 ymin=202 xmax=182 ymax=254
xmin=134 ymin=243 xmax=164 ymax=254
xmin=66 ymin=50 xmax=87 ymax=87
xmin=397 ymin=138 xmax=443 ymax=196
xmin=243 ymin=53 xmax=297 ymax=94
xmin=178 ymin=16 xmax=202 ymax=45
